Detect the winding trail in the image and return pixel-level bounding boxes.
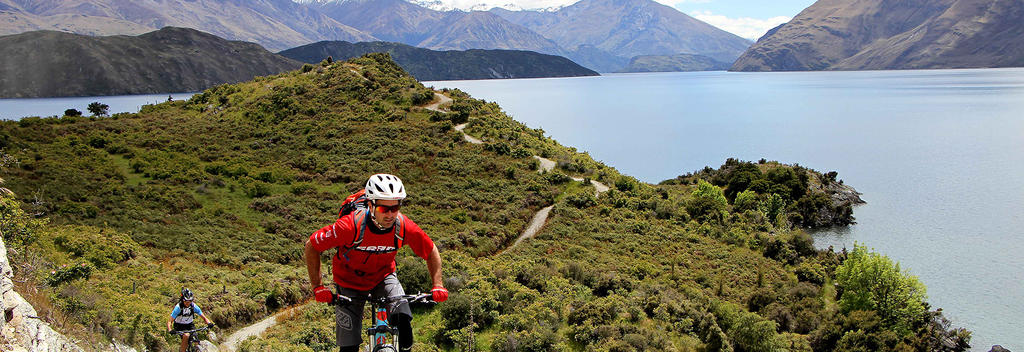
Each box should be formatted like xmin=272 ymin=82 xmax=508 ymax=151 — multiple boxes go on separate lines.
xmin=426 ymin=93 xmax=483 ymax=145
xmin=221 ymin=312 xmax=283 ymax=351
xmin=424 ymin=92 xmax=452 ymax=112
xmin=506 ymin=206 xmax=554 ymax=251
xmin=454 ymin=124 xmax=482 ymax=144
xmin=533 ymin=155 xmax=556 ymax=172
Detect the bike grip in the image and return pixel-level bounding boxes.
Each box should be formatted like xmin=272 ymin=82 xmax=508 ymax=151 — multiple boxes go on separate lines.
xmin=431 ymin=287 xmax=449 ymax=303
xmin=314 ymin=285 xmax=333 ymax=303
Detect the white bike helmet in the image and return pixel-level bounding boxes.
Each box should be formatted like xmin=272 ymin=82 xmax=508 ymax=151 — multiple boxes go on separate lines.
xmin=364 ymin=174 xmax=406 ymax=201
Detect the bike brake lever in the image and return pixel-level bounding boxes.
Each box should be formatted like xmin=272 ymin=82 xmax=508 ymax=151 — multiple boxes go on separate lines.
xmin=331 ymin=294 xmax=354 ymax=305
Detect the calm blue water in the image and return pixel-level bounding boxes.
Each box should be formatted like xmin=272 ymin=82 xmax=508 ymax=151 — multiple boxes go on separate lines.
xmin=427 ymin=69 xmax=1024 ymax=351
xmin=0 ymin=92 xmax=196 ymax=120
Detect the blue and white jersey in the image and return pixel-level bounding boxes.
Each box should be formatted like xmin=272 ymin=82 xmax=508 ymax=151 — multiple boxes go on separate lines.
xmin=170 ymin=303 xmax=203 ymax=324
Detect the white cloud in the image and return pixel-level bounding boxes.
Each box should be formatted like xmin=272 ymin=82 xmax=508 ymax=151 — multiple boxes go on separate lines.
xmin=689 ymin=10 xmax=790 ymax=40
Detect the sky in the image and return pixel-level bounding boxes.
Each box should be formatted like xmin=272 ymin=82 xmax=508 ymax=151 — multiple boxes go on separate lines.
xmin=419 ymin=0 xmax=818 ymax=40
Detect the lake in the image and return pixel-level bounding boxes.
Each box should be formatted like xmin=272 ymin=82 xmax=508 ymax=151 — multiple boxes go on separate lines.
xmin=427 ymin=69 xmax=1024 ymax=351
xmin=0 ymin=92 xmax=196 ymax=120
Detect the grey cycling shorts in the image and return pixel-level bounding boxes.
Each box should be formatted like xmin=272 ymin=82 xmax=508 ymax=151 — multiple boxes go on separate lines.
xmin=334 ymin=272 xmax=413 ymax=348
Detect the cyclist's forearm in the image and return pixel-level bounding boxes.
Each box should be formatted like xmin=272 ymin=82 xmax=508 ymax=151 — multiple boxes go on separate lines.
xmin=304 ymin=240 xmax=323 ymax=289
xmin=427 ymin=245 xmax=443 ymax=287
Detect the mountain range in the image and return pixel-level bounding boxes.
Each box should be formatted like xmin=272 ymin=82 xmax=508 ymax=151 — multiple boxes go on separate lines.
xmin=731 ymin=0 xmax=1024 ymax=71
xmin=312 ymin=0 xmax=750 ymax=72
xmin=279 ymin=41 xmax=599 ymax=80
xmin=0 ymin=27 xmax=301 ymax=98
xmin=0 ymin=0 xmax=752 ymax=72
xmin=0 ymin=0 xmax=376 ymax=51
xmin=489 ymin=0 xmax=750 ymax=70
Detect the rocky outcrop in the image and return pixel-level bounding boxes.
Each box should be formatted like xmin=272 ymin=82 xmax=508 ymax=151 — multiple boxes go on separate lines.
xmin=814 ymin=178 xmax=865 ymax=208
xmin=1 ymin=236 xmax=83 ymax=352
xmin=731 ymin=0 xmax=1024 ymax=71
xmin=988 ymin=346 xmax=1012 ymax=352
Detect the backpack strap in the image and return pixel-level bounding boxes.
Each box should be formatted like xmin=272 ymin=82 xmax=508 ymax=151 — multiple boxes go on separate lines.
xmin=338 ymin=190 xmax=369 ymax=218
xmin=338 ymin=210 xmax=406 ymax=261
xmin=339 ymin=209 xmax=369 ymax=260
xmin=392 ymin=213 xmax=405 ymax=249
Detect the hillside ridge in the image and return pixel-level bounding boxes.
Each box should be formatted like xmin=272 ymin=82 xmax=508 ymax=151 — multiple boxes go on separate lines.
xmin=731 ymin=0 xmax=1024 ymax=71
xmin=279 ymin=40 xmax=598 ymax=81
xmin=0 ymin=27 xmax=301 ymax=98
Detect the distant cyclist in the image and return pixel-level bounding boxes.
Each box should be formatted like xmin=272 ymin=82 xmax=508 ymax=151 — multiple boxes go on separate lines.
xmin=166 ymin=288 xmax=214 ymax=352
xmin=305 ymin=173 xmax=448 ymax=352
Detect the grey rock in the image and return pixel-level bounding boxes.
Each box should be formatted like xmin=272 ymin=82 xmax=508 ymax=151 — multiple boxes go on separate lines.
xmin=1 ymin=236 xmax=84 ymax=352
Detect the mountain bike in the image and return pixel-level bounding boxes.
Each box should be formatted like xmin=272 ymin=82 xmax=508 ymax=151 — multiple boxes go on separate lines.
xmin=171 ymin=325 xmax=212 ymax=352
xmin=332 ymin=292 xmax=435 ymax=352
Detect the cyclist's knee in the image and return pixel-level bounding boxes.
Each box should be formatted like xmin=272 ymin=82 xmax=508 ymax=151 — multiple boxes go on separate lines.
xmin=339 ymin=345 xmax=360 ymax=352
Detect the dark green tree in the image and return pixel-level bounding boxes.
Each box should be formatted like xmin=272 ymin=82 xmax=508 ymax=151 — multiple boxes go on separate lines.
xmin=87 ymin=102 xmax=109 ymax=116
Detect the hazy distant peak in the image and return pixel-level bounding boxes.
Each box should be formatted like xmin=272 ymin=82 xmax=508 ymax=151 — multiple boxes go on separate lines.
xmin=408 ymin=0 xmax=566 ymax=12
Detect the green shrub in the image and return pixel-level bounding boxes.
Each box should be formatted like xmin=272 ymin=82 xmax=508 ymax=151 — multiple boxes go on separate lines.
xmin=795 ymin=262 xmax=826 ymax=285
xmin=835 ymin=244 xmax=927 ymax=335
xmin=686 ymin=180 xmax=728 ymax=223
xmin=0 ymin=193 xmax=47 ymax=246
xmin=289 ymin=182 xmax=316 ymax=195
xmin=733 ymin=190 xmax=759 ymax=212
xmin=52 ymin=225 xmax=138 ymax=269
xmin=566 ymin=192 xmax=597 ymax=209
xmin=728 ymin=310 xmax=783 ymax=352
xmin=46 ymin=262 xmax=93 ymax=286
xmin=242 ymin=179 xmax=272 ymax=198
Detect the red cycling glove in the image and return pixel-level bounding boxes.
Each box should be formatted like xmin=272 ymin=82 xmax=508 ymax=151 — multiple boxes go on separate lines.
xmin=431 ymin=286 xmax=449 ymax=303
xmin=314 ymin=285 xmax=333 ymax=303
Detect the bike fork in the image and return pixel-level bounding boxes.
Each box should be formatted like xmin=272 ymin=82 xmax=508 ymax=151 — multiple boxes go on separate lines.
xmin=367 ymin=306 xmax=396 ymax=352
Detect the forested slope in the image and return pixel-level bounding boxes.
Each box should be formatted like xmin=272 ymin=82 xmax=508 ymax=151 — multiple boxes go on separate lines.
xmin=0 ymin=54 xmax=969 ymax=351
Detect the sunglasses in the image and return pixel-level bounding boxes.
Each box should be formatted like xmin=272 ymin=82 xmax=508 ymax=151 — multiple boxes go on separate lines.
xmin=373 ymin=202 xmax=402 ymax=214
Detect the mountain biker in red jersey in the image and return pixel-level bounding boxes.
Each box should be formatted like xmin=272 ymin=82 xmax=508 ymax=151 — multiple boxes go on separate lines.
xmin=305 ymin=173 xmax=448 ymax=352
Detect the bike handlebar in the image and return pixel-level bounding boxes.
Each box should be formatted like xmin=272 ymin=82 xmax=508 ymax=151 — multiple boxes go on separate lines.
xmin=171 ymin=325 xmax=211 ymax=335
xmin=330 ymin=292 xmax=434 ymax=306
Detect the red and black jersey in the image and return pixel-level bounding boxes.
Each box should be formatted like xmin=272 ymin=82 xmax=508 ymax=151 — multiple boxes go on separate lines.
xmin=309 ymin=210 xmax=434 ymax=291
